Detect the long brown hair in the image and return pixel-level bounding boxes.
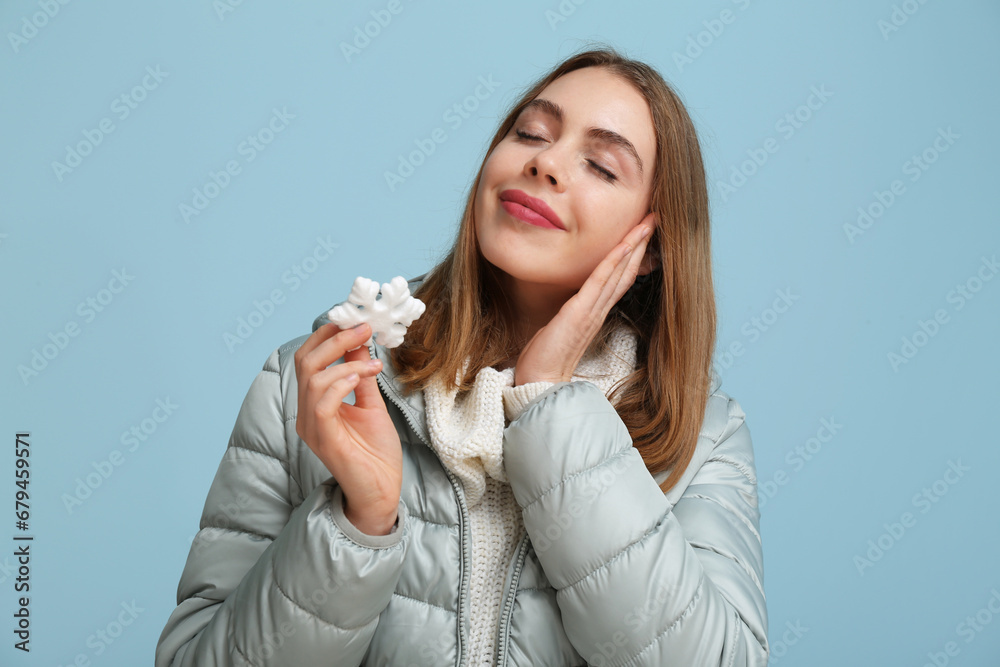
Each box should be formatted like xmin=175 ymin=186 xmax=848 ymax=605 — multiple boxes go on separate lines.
xmin=390 ymin=44 xmax=716 ymax=493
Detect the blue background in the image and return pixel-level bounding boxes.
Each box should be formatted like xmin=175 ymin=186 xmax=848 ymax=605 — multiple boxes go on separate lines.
xmin=2 ymin=0 xmax=999 ymax=664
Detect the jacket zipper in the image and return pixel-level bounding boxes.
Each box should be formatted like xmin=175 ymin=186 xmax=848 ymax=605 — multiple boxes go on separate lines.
xmin=371 ymin=351 xmax=471 ymax=667
xmin=495 ymin=534 xmax=529 ymax=666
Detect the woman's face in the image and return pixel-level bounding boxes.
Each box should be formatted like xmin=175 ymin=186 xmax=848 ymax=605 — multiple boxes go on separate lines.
xmin=474 ymin=66 xmax=657 ymax=296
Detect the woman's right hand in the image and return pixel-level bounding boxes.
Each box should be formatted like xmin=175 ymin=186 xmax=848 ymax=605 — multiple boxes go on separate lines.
xmin=294 ymin=322 xmax=402 ymax=536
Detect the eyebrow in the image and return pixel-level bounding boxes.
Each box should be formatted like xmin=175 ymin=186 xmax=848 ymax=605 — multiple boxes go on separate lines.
xmin=518 ymin=97 xmax=644 ymax=178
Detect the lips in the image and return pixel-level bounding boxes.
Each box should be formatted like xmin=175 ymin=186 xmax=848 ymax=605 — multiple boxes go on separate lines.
xmin=498 ymin=189 xmax=565 ymax=230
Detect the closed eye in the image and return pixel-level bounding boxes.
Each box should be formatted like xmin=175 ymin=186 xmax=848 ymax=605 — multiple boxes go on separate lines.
xmin=515 ymin=129 xmax=545 ymax=142
xmin=514 ymin=129 xmax=618 ymax=183
xmin=587 ymin=159 xmax=617 ymax=182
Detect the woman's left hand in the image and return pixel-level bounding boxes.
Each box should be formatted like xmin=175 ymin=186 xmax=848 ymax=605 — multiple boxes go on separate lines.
xmin=513 ymin=214 xmax=656 ymax=386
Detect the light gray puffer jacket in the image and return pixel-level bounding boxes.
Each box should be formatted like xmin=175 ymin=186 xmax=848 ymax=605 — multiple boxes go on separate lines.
xmin=155 ymin=278 xmax=769 ymax=666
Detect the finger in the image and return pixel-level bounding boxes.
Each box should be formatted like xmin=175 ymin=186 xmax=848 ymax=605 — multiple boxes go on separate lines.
xmin=618 ymin=224 xmax=653 ymax=280
xmin=612 ymin=236 xmax=652 ymax=303
xmin=343 ymin=340 xmax=373 ymax=364
xmin=351 ymin=368 xmax=386 ymax=411
xmin=297 ymin=323 xmax=365 ymax=423
xmin=638 ymin=211 xmax=656 ymax=233
xmin=313 ymin=372 xmax=361 ymax=440
xmin=583 ymin=224 xmax=653 ymax=320
xmin=301 ymin=323 xmax=371 ymax=375
xmin=591 ymin=220 xmax=651 ymax=290
xmin=323 ymin=323 xmax=371 ymax=360
xmin=295 ymin=321 xmax=343 ymax=369
xmin=578 ymin=236 xmax=640 ymax=316
xmin=296 ymin=324 xmax=343 ymax=434
xmin=556 ymin=259 xmax=625 ymax=347
xmin=608 ymin=221 xmax=653 ymax=286
xmin=578 ymin=239 xmax=632 ymax=303
xmin=299 ymin=366 xmax=357 ymax=454
xmin=334 ymin=349 xmax=385 ymax=411
xmin=306 ymin=358 xmax=380 ymax=402
xmin=341 ymin=342 xmax=387 ymax=410
xmin=555 ymin=219 xmax=655 ymax=338
xmin=606 ymin=231 xmax=652 ymax=305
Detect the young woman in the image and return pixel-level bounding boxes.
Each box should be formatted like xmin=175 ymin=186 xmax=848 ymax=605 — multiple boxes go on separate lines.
xmin=156 ymin=46 xmax=769 ymax=667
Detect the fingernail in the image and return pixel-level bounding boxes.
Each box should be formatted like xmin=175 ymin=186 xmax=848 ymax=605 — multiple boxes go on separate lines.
xmin=352 ymin=323 xmax=367 ymax=332
xmin=641 ymin=225 xmax=652 ymax=239
xmin=368 ymin=359 xmax=381 ymax=370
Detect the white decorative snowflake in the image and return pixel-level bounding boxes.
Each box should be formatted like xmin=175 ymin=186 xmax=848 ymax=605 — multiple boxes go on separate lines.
xmin=327 ymin=276 xmax=426 ymax=348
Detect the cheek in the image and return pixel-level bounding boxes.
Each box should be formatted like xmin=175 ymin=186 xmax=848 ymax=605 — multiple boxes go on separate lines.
xmin=609 ymin=187 xmax=646 ymax=220
xmin=474 ymin=155 xmax=504 ymax=215
xmin=480 ymin=146 xmax=508 ymax=180
xmin=473 ymin=170 xmax=493 ymax=231
xmin=586 ymin=197 xmax=641 ymax=245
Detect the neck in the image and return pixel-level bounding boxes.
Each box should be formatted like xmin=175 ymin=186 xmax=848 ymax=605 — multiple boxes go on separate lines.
xmin=499 ymin=272 xmax=577 ymax=345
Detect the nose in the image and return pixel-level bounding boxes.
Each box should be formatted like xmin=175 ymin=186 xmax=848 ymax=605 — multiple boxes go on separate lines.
xmin=525 ymin=144 xmax=565 ymax=189
xmin=528 ymin=165 xmax=557 ymax=186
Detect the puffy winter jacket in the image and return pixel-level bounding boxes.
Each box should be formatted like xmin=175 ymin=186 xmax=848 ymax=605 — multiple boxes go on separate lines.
xmin=155 ymin=276 xmax=769 ymax=666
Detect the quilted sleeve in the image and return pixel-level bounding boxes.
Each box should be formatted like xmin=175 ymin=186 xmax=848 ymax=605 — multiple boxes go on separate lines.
xmin=155 ymin=346 xmax=410 ymax=667
xmin=502 ymin=381 xmax=768 ymax=667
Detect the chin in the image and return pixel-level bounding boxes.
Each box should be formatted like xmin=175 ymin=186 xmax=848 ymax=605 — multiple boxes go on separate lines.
xmin=499 ymin=265 xmax=585 ymax=294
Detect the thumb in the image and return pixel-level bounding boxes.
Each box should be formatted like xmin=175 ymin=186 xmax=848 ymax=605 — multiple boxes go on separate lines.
xmin=352 ymin=370 xmax=386 ymax=411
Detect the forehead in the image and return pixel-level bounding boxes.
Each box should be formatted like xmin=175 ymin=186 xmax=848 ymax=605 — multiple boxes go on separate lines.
xmin=530 ymin=67 xmax=656 ymax=161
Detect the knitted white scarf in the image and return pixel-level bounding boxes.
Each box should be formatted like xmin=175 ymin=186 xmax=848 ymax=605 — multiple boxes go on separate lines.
xmin=423 ymin=326 xmax=638 ymax=508
xmin=421 ymin=326 xmax=638 ymax=665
